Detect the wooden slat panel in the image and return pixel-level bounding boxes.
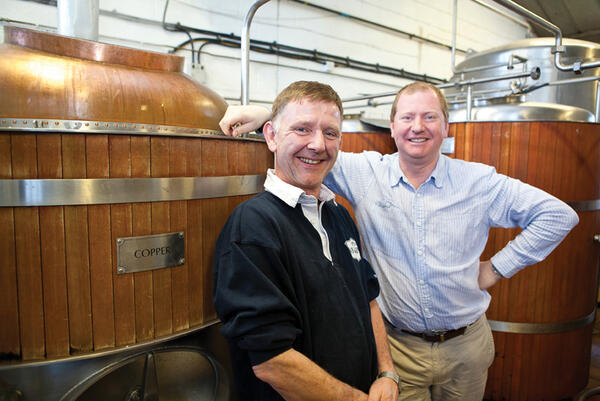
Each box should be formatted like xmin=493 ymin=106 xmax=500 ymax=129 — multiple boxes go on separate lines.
xmin=477 ymin=122 xmax=492 ymax=166
xmin=62 ymin=134 xmax=93 ymax=354
xmin=14 ymin=207 xmax=44 ymax=361
xmin=507 ymin=123 xmax=531 ymax=398
xmin=37 ymin=134 xmax=70 ymax=358
xmin=0 ymin=133 xmax=20 ymax=358
xmin=12 ymin=134 xmax=44 ymax=360
xmin=186 ymin=138 xmax=204 ymax=327
xmin=201 ymin=139 xmax=228 ymax=323
xmin=450 ymin=123 xmax=465 ymax=160
xmin=39 ymin=206 xmax=69 ymax=358
xmin=151 ymin=136 xmax=172 ymax=337
xmin=480 ymin=121 xmax=598 ymax=400
xmin=86 ymin=135 xmax=115 ymax=350
xmin=539 ymin=123 xmax=559 ymax=324
xmin=549 ymin=124 xmax=575 ymax=323
xmin=507 ymin=122 xmax=529 ymax=323
xmin=463 ymin=123 xmax=474 ymax=162
xmin=470 ymin=122 xmax=484 ymax=161
xmin=110 ymin=135 xmax=135 ymax=346
xmin=131 ymin=136 xmax=154 ymax=342
xmin=521 ymin=122 xmax=541 ymax=323
xmin=554 ymin=125 xmax=581 ymax=324
xmin=169 ymin=138 xmax=189 ymax=333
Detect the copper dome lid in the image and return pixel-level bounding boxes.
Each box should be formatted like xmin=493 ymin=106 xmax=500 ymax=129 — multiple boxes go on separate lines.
xmin=0 ymin=25 xmax=228 ymax=133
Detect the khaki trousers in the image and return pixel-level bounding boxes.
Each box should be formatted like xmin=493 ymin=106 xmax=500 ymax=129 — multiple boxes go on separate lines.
xmin=387 ymin=314 xmax=495 ymax=401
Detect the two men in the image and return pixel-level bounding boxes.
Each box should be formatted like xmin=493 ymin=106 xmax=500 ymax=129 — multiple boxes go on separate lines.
xmin=219 ymin=81 xmax=579 ymax=400
xmin=213 ymin=81 xmax=399 ymax=401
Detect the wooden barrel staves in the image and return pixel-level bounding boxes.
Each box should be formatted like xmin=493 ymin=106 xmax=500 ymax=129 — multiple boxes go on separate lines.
xmin=449 ymin=121 xmax=600 ymax=400
xmin=0 ymin=26 xmax=272 ymax=363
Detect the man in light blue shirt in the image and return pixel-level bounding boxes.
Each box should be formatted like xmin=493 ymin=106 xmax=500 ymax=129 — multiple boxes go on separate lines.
xmin=219 ymin=81 xmax=579 ymax=400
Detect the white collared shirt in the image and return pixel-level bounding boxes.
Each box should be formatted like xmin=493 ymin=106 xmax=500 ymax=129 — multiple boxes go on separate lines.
xmin=264 ymin=169 xmax=336 ymax=261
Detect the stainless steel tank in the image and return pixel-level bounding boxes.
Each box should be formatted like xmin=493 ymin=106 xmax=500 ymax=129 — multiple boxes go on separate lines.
xmin=444 ymin=37 xmax=600 ymax=401
xmin=444 ymin=37 xmax=600 ymax=122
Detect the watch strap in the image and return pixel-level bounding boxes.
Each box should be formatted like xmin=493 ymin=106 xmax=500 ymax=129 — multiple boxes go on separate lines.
xmin=377 ymin=370 xmax=401 ymax=388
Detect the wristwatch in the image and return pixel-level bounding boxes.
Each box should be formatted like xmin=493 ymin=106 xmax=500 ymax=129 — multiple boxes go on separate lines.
xmin=491 ymin=262 xmax=504 ymax=278
xmin=377 ymin=371 xmax=402 ymax=392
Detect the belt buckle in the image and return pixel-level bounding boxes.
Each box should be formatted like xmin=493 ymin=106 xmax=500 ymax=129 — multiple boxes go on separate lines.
xmin=430 ymin=329 xmax=448 ymax=342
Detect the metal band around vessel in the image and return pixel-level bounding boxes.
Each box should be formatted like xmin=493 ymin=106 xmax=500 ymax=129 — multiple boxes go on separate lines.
xmin=0 ymin=175 xmax=266 ymax=207
xmin=567 ymin=199 xmax=600 ymax=212
xmin=0 ymin=118 xmax=265 ymax=141
xmin=488 ymin=308 xmax=596 ymax=334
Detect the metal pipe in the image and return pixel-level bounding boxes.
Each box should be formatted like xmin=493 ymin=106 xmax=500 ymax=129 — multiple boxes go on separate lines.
xmin=490 ymin=0 xmax=600 ymax=73
xmin=439 ymin=67 xmax=540 ymax=88
xmin=466 ymin=85 xmax=473 ymax=121
xmin=547 ymin=75 xmax=600 ymax=86
xmin=241 ymin=0 xmax=270 ymax=105
xmin=343 ymin=91 xmax=398 ymax=103
xmin=595 ymin=81 xmax=600 ymax=123
xmin=451 ymin=0 xmax=457 ymax=73
xmin=455 ymin=54 xmax=527 ymax=74
xmin=491 ymin=0 xmax=562 ymax=45
xmin=57 ymin=0 xmax=99 ymax=41
xmin=576 ymin=386 xmax=600 ymax=401
xmin=344 ymin=75 xmax=600 ymax=113
xmin=448 ymin=75 xmax=600 ymax=107
xmin=471 ymin=0 xmax=532 ymax=33
xmin=342 ymin=68 xmax=540 ymax=104
xmin=556 ymin=54 xmax=600 ymax=73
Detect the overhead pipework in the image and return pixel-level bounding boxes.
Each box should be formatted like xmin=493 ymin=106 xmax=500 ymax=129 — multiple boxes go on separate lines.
xmin=491 ymin=0 xmax=600 ymax=74
xmin=241 ymin=0 xmax=270 ymax=105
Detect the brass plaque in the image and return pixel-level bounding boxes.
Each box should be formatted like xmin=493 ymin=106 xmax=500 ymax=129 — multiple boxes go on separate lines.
xmin=117 ymin=232 xmax=185 ymax=274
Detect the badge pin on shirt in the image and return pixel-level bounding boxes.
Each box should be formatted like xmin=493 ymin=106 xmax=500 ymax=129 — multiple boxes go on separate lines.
xmin=345 ymin=238 xmax=361 ymax=261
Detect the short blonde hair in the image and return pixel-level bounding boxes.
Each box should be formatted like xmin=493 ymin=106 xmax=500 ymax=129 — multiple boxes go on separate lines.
xmin=390 ymin=82 xmax=448 ymax=123
xmin=271 ymin=81 xmax=343 ymax=124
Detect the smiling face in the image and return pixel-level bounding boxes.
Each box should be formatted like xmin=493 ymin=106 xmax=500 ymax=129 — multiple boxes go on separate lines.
xmin=389 ymin=88 xmax=449 ymax=171
xmin=263 ymin=99 xmax=342 ymax=198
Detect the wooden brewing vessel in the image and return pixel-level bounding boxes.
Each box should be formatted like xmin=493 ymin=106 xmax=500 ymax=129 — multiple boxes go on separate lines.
xmin=0 ymin=26 xmax=272 ymax=363
xmin=449 ymin=121 xmax=600 ymax=400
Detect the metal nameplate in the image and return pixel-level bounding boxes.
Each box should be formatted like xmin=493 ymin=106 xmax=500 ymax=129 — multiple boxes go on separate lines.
xmin=117 ymin=232 xmax=185 ymax=274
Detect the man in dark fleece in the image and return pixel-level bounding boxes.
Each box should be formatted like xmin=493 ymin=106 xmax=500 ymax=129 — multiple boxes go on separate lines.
xmin=213 ymin=81 xmax=399 ymax=401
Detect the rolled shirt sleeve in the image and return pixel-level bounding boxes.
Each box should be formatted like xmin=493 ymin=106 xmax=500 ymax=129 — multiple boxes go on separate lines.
xmin=487 ymin=172 xmax=579 ymax=278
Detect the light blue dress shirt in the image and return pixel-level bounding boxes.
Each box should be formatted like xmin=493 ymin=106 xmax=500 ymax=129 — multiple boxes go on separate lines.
xmin=325 ymin=151 xmax=579 ymax=332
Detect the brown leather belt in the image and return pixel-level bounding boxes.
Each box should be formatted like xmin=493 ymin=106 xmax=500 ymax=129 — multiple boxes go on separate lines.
xmin=401 ymin=326 xmax=467 ymax=343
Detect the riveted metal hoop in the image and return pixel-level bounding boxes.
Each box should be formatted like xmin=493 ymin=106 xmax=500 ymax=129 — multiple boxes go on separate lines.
xmin=567 ymin=199 xmax=600 ymax=212
xmin=0 ymin=118 xmax=265 ymax=141
xmin=0 ymin=175 xmax=266 ymax=207
xmin=488 ymin=308 xmax=596 ymax=334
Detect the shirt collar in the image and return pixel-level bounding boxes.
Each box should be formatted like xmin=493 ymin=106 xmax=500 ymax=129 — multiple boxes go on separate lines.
xmin=264 ymin=169 xmax=336 ymax=207
xmin=391 ymin=153 xmax=447 ymax=189
xmin=430 ymin=154 xmax=447 ymax=188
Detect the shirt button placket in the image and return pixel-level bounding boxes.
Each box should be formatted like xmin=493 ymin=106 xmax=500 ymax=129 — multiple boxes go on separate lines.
xmin=414 ymin=189 xmax=431 ymax=320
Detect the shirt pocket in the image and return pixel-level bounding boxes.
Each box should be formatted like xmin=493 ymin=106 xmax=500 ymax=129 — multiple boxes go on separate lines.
xmin=429 ymin=208 xmax=486 ymax=266
xmin=365 ymin=197 xmax=413 ymax=260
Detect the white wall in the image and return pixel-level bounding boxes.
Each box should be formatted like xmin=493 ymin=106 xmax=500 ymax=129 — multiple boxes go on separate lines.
xmin=0 ymin=0 xmax=530 ymax=119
